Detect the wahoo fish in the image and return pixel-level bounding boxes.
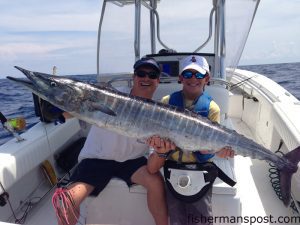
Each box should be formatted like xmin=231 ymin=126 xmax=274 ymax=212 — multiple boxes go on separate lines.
xmin=7 ymin=66 xmax=300 ymax=207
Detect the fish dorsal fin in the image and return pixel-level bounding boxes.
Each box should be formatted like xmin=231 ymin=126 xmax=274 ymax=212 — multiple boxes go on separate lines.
xmin=89 ymin=102 xmax=116 ymax=116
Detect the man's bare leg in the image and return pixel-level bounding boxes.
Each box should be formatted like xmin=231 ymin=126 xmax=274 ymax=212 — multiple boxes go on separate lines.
xmin=131 ymin=165 xmax=168 ymax=225
xmin=52 ymin=182 xmax=94 ymax=225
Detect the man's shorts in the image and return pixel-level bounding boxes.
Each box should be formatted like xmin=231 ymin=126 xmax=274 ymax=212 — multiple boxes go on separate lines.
xmin=69 ymin=157 xmax=147 ymax=196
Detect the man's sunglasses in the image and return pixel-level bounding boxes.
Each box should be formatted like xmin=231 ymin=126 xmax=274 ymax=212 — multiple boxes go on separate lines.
xmin=181 ymin=70 xmax=207 ymax=79
xmin=135 ymin=70 xmax=160 ymax=79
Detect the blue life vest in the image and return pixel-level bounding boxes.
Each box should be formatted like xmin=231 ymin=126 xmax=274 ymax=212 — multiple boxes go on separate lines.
xmin=169 ymin=91 xmax=214 ymax=163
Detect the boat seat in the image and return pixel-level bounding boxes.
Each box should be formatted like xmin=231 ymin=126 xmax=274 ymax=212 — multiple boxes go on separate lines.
xmin=84 ymin=115 xmax=238 ymax=224
xmin=87 ymin=155 xmax=235 ymax=195
xmin=85 ymin=156 xmax=238 ymax=225
xmin=205 ymin=84 xmax=229 ymax=116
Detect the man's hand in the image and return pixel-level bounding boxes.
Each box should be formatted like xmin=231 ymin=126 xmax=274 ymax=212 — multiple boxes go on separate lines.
xmin=216 ymin=146 xmax=234 ymax=158
xmin=147 ymin=136 xmax=176 ymax=174
xmin=147 ymin=135 xmax=176 ymax=154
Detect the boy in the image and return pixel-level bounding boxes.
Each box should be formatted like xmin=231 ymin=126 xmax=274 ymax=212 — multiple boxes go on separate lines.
xmin=147 ymin=55 xmax=234 ymax=225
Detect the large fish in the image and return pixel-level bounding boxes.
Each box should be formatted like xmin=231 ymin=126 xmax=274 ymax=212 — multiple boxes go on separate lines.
xmin=7 ymin=66 xmax=300 ymax=206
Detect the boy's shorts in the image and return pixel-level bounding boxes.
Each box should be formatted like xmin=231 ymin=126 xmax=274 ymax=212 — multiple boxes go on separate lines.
xmin=167 ymin=187 xmax=213 ymax=225
xmin=69 ymin=157 xmax=147 ymax=196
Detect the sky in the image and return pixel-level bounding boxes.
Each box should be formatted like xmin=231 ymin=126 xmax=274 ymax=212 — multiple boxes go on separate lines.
xmin=0 ymin=0 xmax=299 ymax=78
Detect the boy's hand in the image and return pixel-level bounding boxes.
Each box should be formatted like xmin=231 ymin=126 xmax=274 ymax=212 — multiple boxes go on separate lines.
xmin=216 ymin=146 xmax=234 ymax=158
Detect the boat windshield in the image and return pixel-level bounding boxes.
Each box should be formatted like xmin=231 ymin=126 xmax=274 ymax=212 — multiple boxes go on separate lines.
xmin=225 ymin=0 xmax=260 ymax=80
xmin=98 ymin=0 xmax=259 ymax=80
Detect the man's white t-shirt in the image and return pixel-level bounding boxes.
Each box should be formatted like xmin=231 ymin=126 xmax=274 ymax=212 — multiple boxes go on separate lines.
xmin=78 ymin=86 xmax=149 ymax=162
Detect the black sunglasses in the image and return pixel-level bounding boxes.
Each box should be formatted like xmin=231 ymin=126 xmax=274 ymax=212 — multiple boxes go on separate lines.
xmin=135 ymin=70 xmax=160 ymax=79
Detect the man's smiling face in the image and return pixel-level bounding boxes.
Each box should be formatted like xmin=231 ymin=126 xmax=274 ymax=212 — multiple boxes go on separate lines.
xmin=131 ymin=66 xmax=160 ymax=99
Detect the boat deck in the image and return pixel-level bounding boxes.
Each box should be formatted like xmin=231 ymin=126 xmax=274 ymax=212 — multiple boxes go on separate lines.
xmin=231 ymin=118 xmax=298 ymax=225
xmin=3 ymin=118 xmax=299 ymax=225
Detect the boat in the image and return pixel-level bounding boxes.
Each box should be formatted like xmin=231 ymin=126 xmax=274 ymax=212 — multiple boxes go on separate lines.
xmin=1 ymin=0 xmax=300 ymax=224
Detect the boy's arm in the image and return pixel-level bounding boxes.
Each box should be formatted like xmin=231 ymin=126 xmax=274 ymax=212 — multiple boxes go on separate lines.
xmin=202 ymin=101 xmax=234 ymax=158
xmin=208 ymin=100 xmax=220 ymax=123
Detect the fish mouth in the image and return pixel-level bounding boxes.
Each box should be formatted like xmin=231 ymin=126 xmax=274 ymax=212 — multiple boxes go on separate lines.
xmin=13 ymin=66 xmax=36 ymax=82
xmin=6 ymin=66 xmax=54 ymax=98
xmin=6 ymin=76 xmax=34 ymax=89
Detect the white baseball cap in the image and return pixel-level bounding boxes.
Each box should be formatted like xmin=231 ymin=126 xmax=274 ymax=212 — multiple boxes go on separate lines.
xmin=179 ymin=55 xmax=209 ymax=75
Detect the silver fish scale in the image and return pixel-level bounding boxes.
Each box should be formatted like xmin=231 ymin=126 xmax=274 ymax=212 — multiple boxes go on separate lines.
xmin=12 ymin=67 xmax=296 ymax=171
xmin=69 ymin=87 xmax=297 ymax=169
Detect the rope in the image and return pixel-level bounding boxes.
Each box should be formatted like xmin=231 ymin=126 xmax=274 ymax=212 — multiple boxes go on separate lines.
xmin=268 ymin=148 xmax=300 ymax=213
xmin=1 ymin=165 xmax=83 ymax=224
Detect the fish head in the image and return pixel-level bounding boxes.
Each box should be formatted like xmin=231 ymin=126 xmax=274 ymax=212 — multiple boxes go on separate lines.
xmin=7 ymin=66 xmax=85 ymax=112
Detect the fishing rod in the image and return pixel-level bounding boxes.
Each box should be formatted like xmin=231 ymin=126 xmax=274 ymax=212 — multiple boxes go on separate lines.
xmin=229 ymin=75 xmax=256 ymax=91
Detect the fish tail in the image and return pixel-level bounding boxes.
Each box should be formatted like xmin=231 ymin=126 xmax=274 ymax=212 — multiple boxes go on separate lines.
xmin=280 ymin=145 xmax=300 ymax=206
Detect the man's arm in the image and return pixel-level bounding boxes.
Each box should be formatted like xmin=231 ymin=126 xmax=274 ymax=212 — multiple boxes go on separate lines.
xmin=146 ymin=95 xmax=174 ymax=174
xmin=147 ymin=136 xmax=175 ymax=174
xmin=62 ymin=112 xmax=73 ymax=119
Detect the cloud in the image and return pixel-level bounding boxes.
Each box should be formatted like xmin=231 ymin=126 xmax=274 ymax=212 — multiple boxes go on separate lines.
xmin=0 ymin=0 xmax=300 ymax=78
xmin=0 ymin=43 xmax=60 ymax=59
xmin=239 ymin=0 xmax=300 ymax=65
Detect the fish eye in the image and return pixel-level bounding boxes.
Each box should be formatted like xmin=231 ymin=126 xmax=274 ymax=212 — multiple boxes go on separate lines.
xmin=50 ymin=81 xmax=57 ymax=87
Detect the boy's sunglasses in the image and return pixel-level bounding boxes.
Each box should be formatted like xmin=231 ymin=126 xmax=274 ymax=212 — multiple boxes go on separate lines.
xmin=135 ymin=70 xmax=160 ymax=79
xmin=181 ymin=70 xmax=207 ymax=79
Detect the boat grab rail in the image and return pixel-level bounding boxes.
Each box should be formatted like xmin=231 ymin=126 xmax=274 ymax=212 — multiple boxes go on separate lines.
xmin=193 ymin=5 xmax=215 ymax=53
xmin=106 ymin=75 xmax=230 ymax=90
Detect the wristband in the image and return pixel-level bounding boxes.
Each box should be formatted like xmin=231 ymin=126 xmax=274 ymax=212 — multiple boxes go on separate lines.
xmin=155 ymin=151 xmax=170 ymax=159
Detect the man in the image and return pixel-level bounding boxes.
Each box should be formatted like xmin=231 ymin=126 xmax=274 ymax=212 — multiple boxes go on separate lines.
xmin=147 ymin=55 xmax=234 ymax=225
xmin=52 ymin=57 xmax=168 ymax=225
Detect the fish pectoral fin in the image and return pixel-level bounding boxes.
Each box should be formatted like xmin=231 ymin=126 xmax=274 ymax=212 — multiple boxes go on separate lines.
xmin=89 ymin=102 xmax=116 ymax=116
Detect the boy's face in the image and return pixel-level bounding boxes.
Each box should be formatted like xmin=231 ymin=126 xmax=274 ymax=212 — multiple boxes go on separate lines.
xmin=179 ymin=69 xmax=209 ymax=98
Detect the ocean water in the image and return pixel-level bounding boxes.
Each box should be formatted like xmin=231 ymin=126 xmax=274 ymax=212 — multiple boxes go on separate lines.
xmin=239 ymin=62 xmax=300 ymax=100
xmin=0 ymin=62 xmax=299 ymax=146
